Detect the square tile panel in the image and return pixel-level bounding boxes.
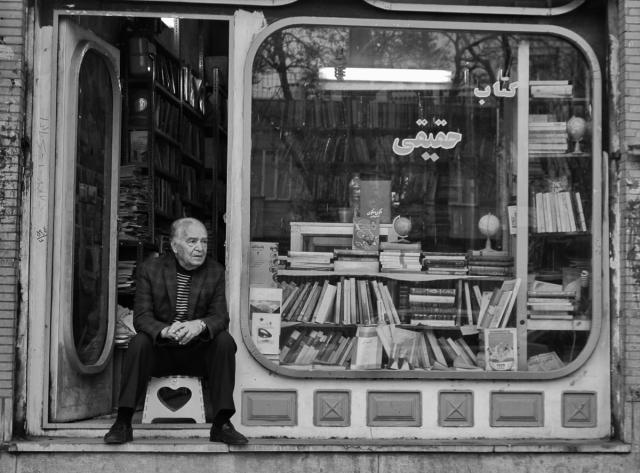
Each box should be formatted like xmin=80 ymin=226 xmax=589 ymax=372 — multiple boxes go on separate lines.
xmin=314 ymin=390 xmax=350 ymax=427
xmin=439 ymin=391 xmax=473 ymax=427
xmin=562 ymin=392 xmax=597 ymax=428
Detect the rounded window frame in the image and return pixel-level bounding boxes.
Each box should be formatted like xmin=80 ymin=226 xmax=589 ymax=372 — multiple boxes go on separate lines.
xmin=61 ymin=40 xmax=120 ymax=375
xmin=240 ymin=16 xmax=604 ymax=380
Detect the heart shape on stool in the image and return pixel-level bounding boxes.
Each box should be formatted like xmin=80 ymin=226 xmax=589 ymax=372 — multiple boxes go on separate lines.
xmin=157 ymin=386 xmax=192 ymax=412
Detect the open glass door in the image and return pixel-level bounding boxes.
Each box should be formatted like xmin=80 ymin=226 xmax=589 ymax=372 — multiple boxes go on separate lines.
xmin=49 ymin=19 xmax=121 ymax=422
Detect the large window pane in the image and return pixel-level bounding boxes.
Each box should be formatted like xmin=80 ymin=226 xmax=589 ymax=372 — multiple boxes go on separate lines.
xmin=249 ymin=26 xmax=595 ymax=377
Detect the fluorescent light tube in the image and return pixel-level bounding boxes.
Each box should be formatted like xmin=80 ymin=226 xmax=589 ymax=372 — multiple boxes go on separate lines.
xmin=319 ymin=67 xmax=452 ymax=83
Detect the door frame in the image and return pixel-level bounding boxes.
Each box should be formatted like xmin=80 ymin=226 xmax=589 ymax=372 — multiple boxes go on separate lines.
xmin=48 ymin=18 xmax=120 ymax=422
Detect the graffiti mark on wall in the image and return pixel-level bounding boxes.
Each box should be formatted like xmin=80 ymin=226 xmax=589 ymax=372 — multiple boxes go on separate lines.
xmin=35 ymin=226 xmax=47 ymax=243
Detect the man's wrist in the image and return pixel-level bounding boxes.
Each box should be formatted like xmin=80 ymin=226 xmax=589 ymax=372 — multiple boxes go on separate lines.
xmin=196 ymin=319 xmax=206 ymax=334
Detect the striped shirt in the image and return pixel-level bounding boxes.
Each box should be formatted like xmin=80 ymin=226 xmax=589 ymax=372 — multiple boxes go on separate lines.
xmin=174 ymin=265 xmax=192 ymax=322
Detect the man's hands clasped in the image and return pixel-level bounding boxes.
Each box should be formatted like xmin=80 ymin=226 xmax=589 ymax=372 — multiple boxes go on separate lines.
xmin=160 ymin=320 xmax=205 ymax=345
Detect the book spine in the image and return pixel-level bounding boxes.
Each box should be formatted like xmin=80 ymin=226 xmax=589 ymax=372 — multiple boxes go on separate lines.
xmin=575 ymin=191 xmax=587 ymax=231
xmin=299 ymin=281 xmax=320 ymax=322
xmin=409 ymin=287 xmax=457 ymax=296
xmin=287 ymin=282 xmax=310 ymax=321
xmin=408 ymin=294 xmax=456 ymax=304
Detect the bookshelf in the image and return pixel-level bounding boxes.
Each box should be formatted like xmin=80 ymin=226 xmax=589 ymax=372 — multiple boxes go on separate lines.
xmin=118 ymin=35 xmax=226 ymax=301
xmin=119 ymin=36 xmax=210 ymax=244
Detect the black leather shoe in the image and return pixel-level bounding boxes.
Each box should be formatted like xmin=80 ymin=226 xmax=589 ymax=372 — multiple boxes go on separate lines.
xmin=209 ymin=422 xmax=248 ymax=445
xmin=104 ymin=421 xmax=133 ymax=444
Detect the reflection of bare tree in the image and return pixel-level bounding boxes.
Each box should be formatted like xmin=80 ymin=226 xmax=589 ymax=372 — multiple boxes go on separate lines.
xmin=252 ymin=27 xmax=587 ymax=225
xmin=253 ymin=28 xmax=348 ymax=100
xmin=445 ymin=33 xmax=514 ymax=87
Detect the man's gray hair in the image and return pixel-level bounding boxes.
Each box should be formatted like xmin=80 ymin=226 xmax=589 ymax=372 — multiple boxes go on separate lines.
xmin=170 ymin=217 xmax=205 ymax=240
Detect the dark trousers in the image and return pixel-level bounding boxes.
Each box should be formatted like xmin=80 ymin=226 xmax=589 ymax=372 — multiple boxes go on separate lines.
xmin=118 ymin=330 xmax=237 ymax=424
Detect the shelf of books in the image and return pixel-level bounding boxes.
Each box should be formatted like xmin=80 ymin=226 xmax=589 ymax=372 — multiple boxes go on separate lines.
xmin=248 ymin=238 xmax=561 ymax=374
xmin=518 ymin=63 xmax=595 ymax=371
xmin=249 ymin=214 xmax=592 ymax=375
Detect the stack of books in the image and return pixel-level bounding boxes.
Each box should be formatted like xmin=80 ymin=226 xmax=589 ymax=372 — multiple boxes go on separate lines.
xmin=287 ymin=251 xmax=334 ymax=270
xmin=527 ymin=290 xmax=576 ymax=322
xmin=533 ymin=190 xmax=587 ymax=233
xmin=280 ymin=279 xmax=337 ymax=323
xmin=280 ymin=277 xmax=401 ymax=325
xmin=529 ymin=115 xmax=569 ymax=156
xmin=379 ymin=241 xmax=422 ymax=272
xmin=118 ymin=166 xmax=151 ymax=241
xmin=421 ymin=252 xmax=468 ymax=275
xmin=422 ymin=330 xmax=480 ymax=371
xmin=477 ymin=278 xmax=521 ymax=329
xmin=335 ymin=278 xmax=400 ymax=325
xmin=333 ymin=249 xmax=379 ymax=273
xmin=467 ymin=250 xmax=514 ymax=277
xmin=117 ymin=260 xmax=136 ymax=292
xmin=377 ymin=325 xmax=431 ymax=370
xmin=530 ymin=80 xmax=573 ymax=99
xmin=279 ymin=328 xmax=355 ymax=368
xmin=408 ymin=287 xmax=458 ymax=328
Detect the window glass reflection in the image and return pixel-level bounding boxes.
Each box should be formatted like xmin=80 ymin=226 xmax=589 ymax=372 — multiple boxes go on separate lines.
xmin=250 ymin=27 xmax=593 ymax=375
xmin=73 ymin=50 xmax=114 ymax=365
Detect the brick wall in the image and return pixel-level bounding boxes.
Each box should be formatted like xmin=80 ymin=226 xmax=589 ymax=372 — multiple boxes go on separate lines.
xmin=0 ymin=1 xmax=25 ymax=443
xmin=617 ymin=0 xmax=640 ymax=446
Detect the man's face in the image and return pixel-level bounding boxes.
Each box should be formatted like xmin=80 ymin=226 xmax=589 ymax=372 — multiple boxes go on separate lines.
xmin=171 ymin=222 xmax=208 ymax=270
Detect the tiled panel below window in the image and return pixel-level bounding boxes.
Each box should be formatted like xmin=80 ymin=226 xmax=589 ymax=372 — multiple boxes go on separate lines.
xmin=367 ymin=391 xmax=421 ymax=427
xmin=314 ymin=390 xmax=350 ymax=427
xmin=490 ymin=392 xmax=544 ymax=427
xmin=562 ymin=392 xmax=597 ymax=428
xmin=242 ymin=390 xmax=297 ymax=426
xmin=439 ymin=390 xmax=474 ymax=427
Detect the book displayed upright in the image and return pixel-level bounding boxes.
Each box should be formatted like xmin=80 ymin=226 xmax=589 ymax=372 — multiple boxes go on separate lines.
xmin=483 ymin=328 xmax=517 ymax=371
xmin=251 ymin=312 xmax=281 ymax=356
xmin=351 ymin=326 xmax=382 ymax=370
xmin=250 ymin=241 xmax=279 ymax=287
xmin=359 ymin=179 xmax=392 ymax=224
xmin=249 ymin=286 xmax=282 ymax=356
xmin=352 ymin=214 xmax=381 ymax=251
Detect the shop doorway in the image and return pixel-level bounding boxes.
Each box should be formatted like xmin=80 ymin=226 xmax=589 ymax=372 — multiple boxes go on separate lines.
xmin=49 ymin=15 xmax=229 ymax=425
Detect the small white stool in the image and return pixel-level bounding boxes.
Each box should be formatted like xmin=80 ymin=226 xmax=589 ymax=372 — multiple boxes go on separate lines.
xmin=142 ymin=376 xmax=206 ymax=424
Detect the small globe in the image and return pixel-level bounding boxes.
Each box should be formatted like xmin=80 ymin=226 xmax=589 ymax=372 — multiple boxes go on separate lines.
xmin=393 ymin=216 xmax=412 ymax=239
xmin=566 ymin=116 xmax=587 ymax=141
xmin=478 ymin=213 xmax=500 ymax=238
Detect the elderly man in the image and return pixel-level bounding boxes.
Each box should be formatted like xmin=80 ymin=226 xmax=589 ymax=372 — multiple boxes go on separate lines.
xmin=104 ymin=217 xmax=247 ymax=445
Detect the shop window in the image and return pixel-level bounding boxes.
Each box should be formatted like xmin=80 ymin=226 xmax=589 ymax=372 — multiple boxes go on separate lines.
xmin=247 ymin=24 xmax=601 ymax=379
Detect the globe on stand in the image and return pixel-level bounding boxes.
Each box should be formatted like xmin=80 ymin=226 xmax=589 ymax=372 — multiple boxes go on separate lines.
xmin=478 ymin=213 xmax=501 ymax=252
xmin=392 ymin=215 xmax=412 ymax=243
xmin=566 ymin=116 xmax=587 ymax=154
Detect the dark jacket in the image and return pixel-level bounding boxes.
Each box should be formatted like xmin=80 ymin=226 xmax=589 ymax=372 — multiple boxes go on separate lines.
xmin=133 ymin=252 xmax=229 ymax=344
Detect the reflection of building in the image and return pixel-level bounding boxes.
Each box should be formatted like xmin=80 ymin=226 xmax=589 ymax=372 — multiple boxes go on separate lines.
xmin=2 ymin=0 xmax=640 ymax=471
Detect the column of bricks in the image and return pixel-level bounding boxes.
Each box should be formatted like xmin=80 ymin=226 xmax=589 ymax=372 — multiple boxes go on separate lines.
xmin=0 ymin=0 xmax=25 ymax=443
